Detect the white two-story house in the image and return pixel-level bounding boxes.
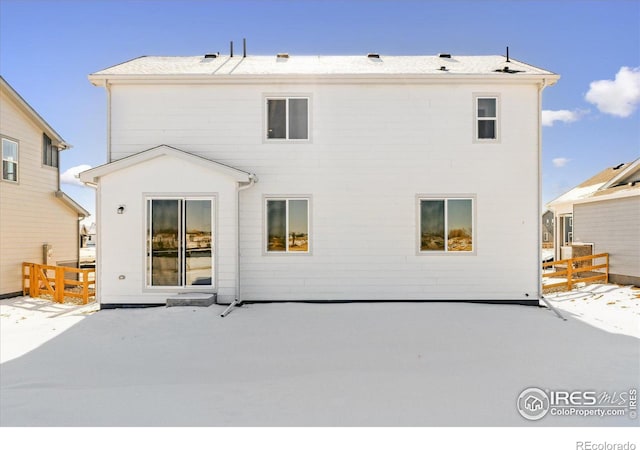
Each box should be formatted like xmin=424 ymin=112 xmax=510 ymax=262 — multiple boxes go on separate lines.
xmin=80 ymin=52 xmax=558 ymax=308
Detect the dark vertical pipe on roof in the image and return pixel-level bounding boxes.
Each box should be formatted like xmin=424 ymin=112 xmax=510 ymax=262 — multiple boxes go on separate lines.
xmin=506 ymin=46 xmax=510 ymax=62
xmin=230 ymin=41 xmax=234 ymax=57
xmin=243 ymin=38 xmax=247 ymax=58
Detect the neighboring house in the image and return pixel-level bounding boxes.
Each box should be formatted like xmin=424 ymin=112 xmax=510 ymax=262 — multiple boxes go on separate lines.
xmin=0 ymin=76 xmax=89 ymax=298
xmin=547 ymin=159 xmax=640 ymax=286
xmin=80 ymin=52 xmax=559 ymax=308
xmin=79 ymin=222 xmax=97 ymax=268
xmin=542 ymin=210 xmax=554 ymax=248
xmin=80 ymin=222 xmax=97 ymax=248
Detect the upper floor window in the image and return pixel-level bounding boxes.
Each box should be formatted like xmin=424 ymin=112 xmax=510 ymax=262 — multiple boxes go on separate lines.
xmin=2 ymin=137 xmax=18 ymax=182
xmin=266 ymin=97 xmax=309 ymax=140
xmin=43 ymin=134 xmax=58 ymax=168
xmin=475 ymin=95 xmax=499 ymax=141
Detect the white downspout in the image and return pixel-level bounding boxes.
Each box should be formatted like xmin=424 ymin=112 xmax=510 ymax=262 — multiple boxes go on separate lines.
xmin=537 ymin=78 xmax=547 ymax=303
xmin=537 ymin=79 xmax=566 ymax=320
xmin=106 ymin=81 xmax=112 ymax=162
xmin=94 ymin=181 xmax=102 ymax=307
xmin=222 ymin=173 xmax=257 ymax=317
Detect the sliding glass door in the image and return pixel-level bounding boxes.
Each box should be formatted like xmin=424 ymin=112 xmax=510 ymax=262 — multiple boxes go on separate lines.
xmin=147 ymin=198 xmax=214 ymax=288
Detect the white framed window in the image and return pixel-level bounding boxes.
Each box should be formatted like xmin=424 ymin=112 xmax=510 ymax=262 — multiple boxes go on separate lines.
xmin=146 ymin=197 xmax=215 ymax=288
xmin=2 ymin=137 xmax=18 ymax=182
xmin=418 ymin=196 xmax=475 ymax=253
xmin=266 ymin=97 xmax=309 ymax=140
xmin=42 ymin=134 xmax=58 ymax=168
xmin=474 ymin=95 xmax=499 ymax=141
xmin=265 ymin=197 xmax=310 ymax=253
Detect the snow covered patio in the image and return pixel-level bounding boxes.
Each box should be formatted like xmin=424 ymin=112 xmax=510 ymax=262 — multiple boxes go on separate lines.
xmin=1 ymin=292 xmax=638 ymax=427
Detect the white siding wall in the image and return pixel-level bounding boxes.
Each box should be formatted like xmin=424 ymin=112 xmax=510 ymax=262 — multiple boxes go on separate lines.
xmin=0 ymin=89 xmax=79 ymax=296
xmin=97 ymin=155 xmax=239 ymax=304
xmin=574 ymin=196 xmax=640 ymax=281
xmin=107 ymin=81 xmax=541 ymax=301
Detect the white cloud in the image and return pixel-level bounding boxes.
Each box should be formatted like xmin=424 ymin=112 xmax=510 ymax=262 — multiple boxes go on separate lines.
xmin=552 ymin=157 xmax=570 ymax=168
xmin=60 ymin=164 xmax=92 ymax=186
xmin=541 ymin=109 xmax=584 ymax=127
xmin=585 ymin=66 xmax=640 ymax=117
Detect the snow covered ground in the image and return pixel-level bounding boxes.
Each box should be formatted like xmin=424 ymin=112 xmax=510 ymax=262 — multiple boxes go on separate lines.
xmin=1 ymin=289 xmax=638 ymax=431
xmin=545 ymin=283 xmax=640 ymax=338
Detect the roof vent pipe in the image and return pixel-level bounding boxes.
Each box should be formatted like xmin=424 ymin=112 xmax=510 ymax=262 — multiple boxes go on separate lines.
xmin=506 ymin=46 xmax=510 ymax=63
xmin=367 ymin=53 xmax=380 ymax=59
xmin=438 ymin=53 xmax=451 ymax=58
xmin=243 ymin=38 xmax=247 ymax=58
xmin=230 ymin=41 xmax=234 ymax=57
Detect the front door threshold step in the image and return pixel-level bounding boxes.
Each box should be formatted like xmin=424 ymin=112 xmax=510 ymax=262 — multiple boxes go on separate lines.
xmin=166 ymin=293 xmax=216 ymax=307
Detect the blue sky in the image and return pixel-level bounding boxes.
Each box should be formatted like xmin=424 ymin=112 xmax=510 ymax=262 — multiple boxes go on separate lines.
xmin=1 ymin=0 xmax=639 ymax=221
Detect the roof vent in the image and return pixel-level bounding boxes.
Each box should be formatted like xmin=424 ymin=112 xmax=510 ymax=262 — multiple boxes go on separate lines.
xmin=367 ymin=53 xmax=380 ymax=59
xmin=613 ymin=163 xmax=625 ymax=170
xmin=494 ymin=66 xmax=524 ymax=74
xmin=438 ymin=53 xmax=452 ymax=58
xmin=276 ymin=53 xmax=289 ymax=60
xmin=439 ymin=66 xmax=448 ymax=71
xmin=204 ymin=53 xmax=218 ymax=59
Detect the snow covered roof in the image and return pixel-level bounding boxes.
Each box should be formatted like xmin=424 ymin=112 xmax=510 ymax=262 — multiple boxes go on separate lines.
xmin=547 ymin=158 xmax=640 ymax=208
xmin=90 ymin=54 xmax=558 ymax=82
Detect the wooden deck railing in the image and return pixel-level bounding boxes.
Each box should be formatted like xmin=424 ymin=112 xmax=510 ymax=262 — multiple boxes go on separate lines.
xmin=542 ymin=253 xmax=609 ymax=293
xmin=22 ymin=262 xmax=95 ymax=304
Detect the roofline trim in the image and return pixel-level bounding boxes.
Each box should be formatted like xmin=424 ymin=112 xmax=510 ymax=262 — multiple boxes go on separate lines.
xmin=600 ymin=157 xmax=640 ymax=190
xmin=89 ymin=72 xmax=560 ymax=86
xmin=0 ymin=76 xmax=71 ymax=149
xmin=55 ymin=190 xmax=90 ymax=217
xmin=79 ymin=144 xmax=253 ymax=184
xmin=571 ymin=187 xmax=640 ymax=205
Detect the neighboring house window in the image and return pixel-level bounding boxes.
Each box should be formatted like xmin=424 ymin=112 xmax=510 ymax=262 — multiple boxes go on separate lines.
xmin=266 ymin=198 xmax=310 ymax=252
xmin=419 ymin=197 xmax=474 ymax=253
xmin=561 ymin=215 xmax=573 ymax=246
xmin=42 ymin=134 xmax=58 ymax=168
xmin=146 ymin=197 xmax=214 ymax=287
xmin=266 ymin=97 xmax=309 ymax=140
xmin=543 ymin=232 xmax=549 ymax=242
xmin=1 ymin=137 xmax=18 ymax=182
xmin=475 ymin=96 xmax=498 ymax=141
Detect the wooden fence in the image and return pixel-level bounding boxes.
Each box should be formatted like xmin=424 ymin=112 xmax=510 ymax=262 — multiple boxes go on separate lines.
xmin=542 ymin=253 xmax=609 ymax=293
xmin=22 ymin=262 xmax=95 ymax=304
